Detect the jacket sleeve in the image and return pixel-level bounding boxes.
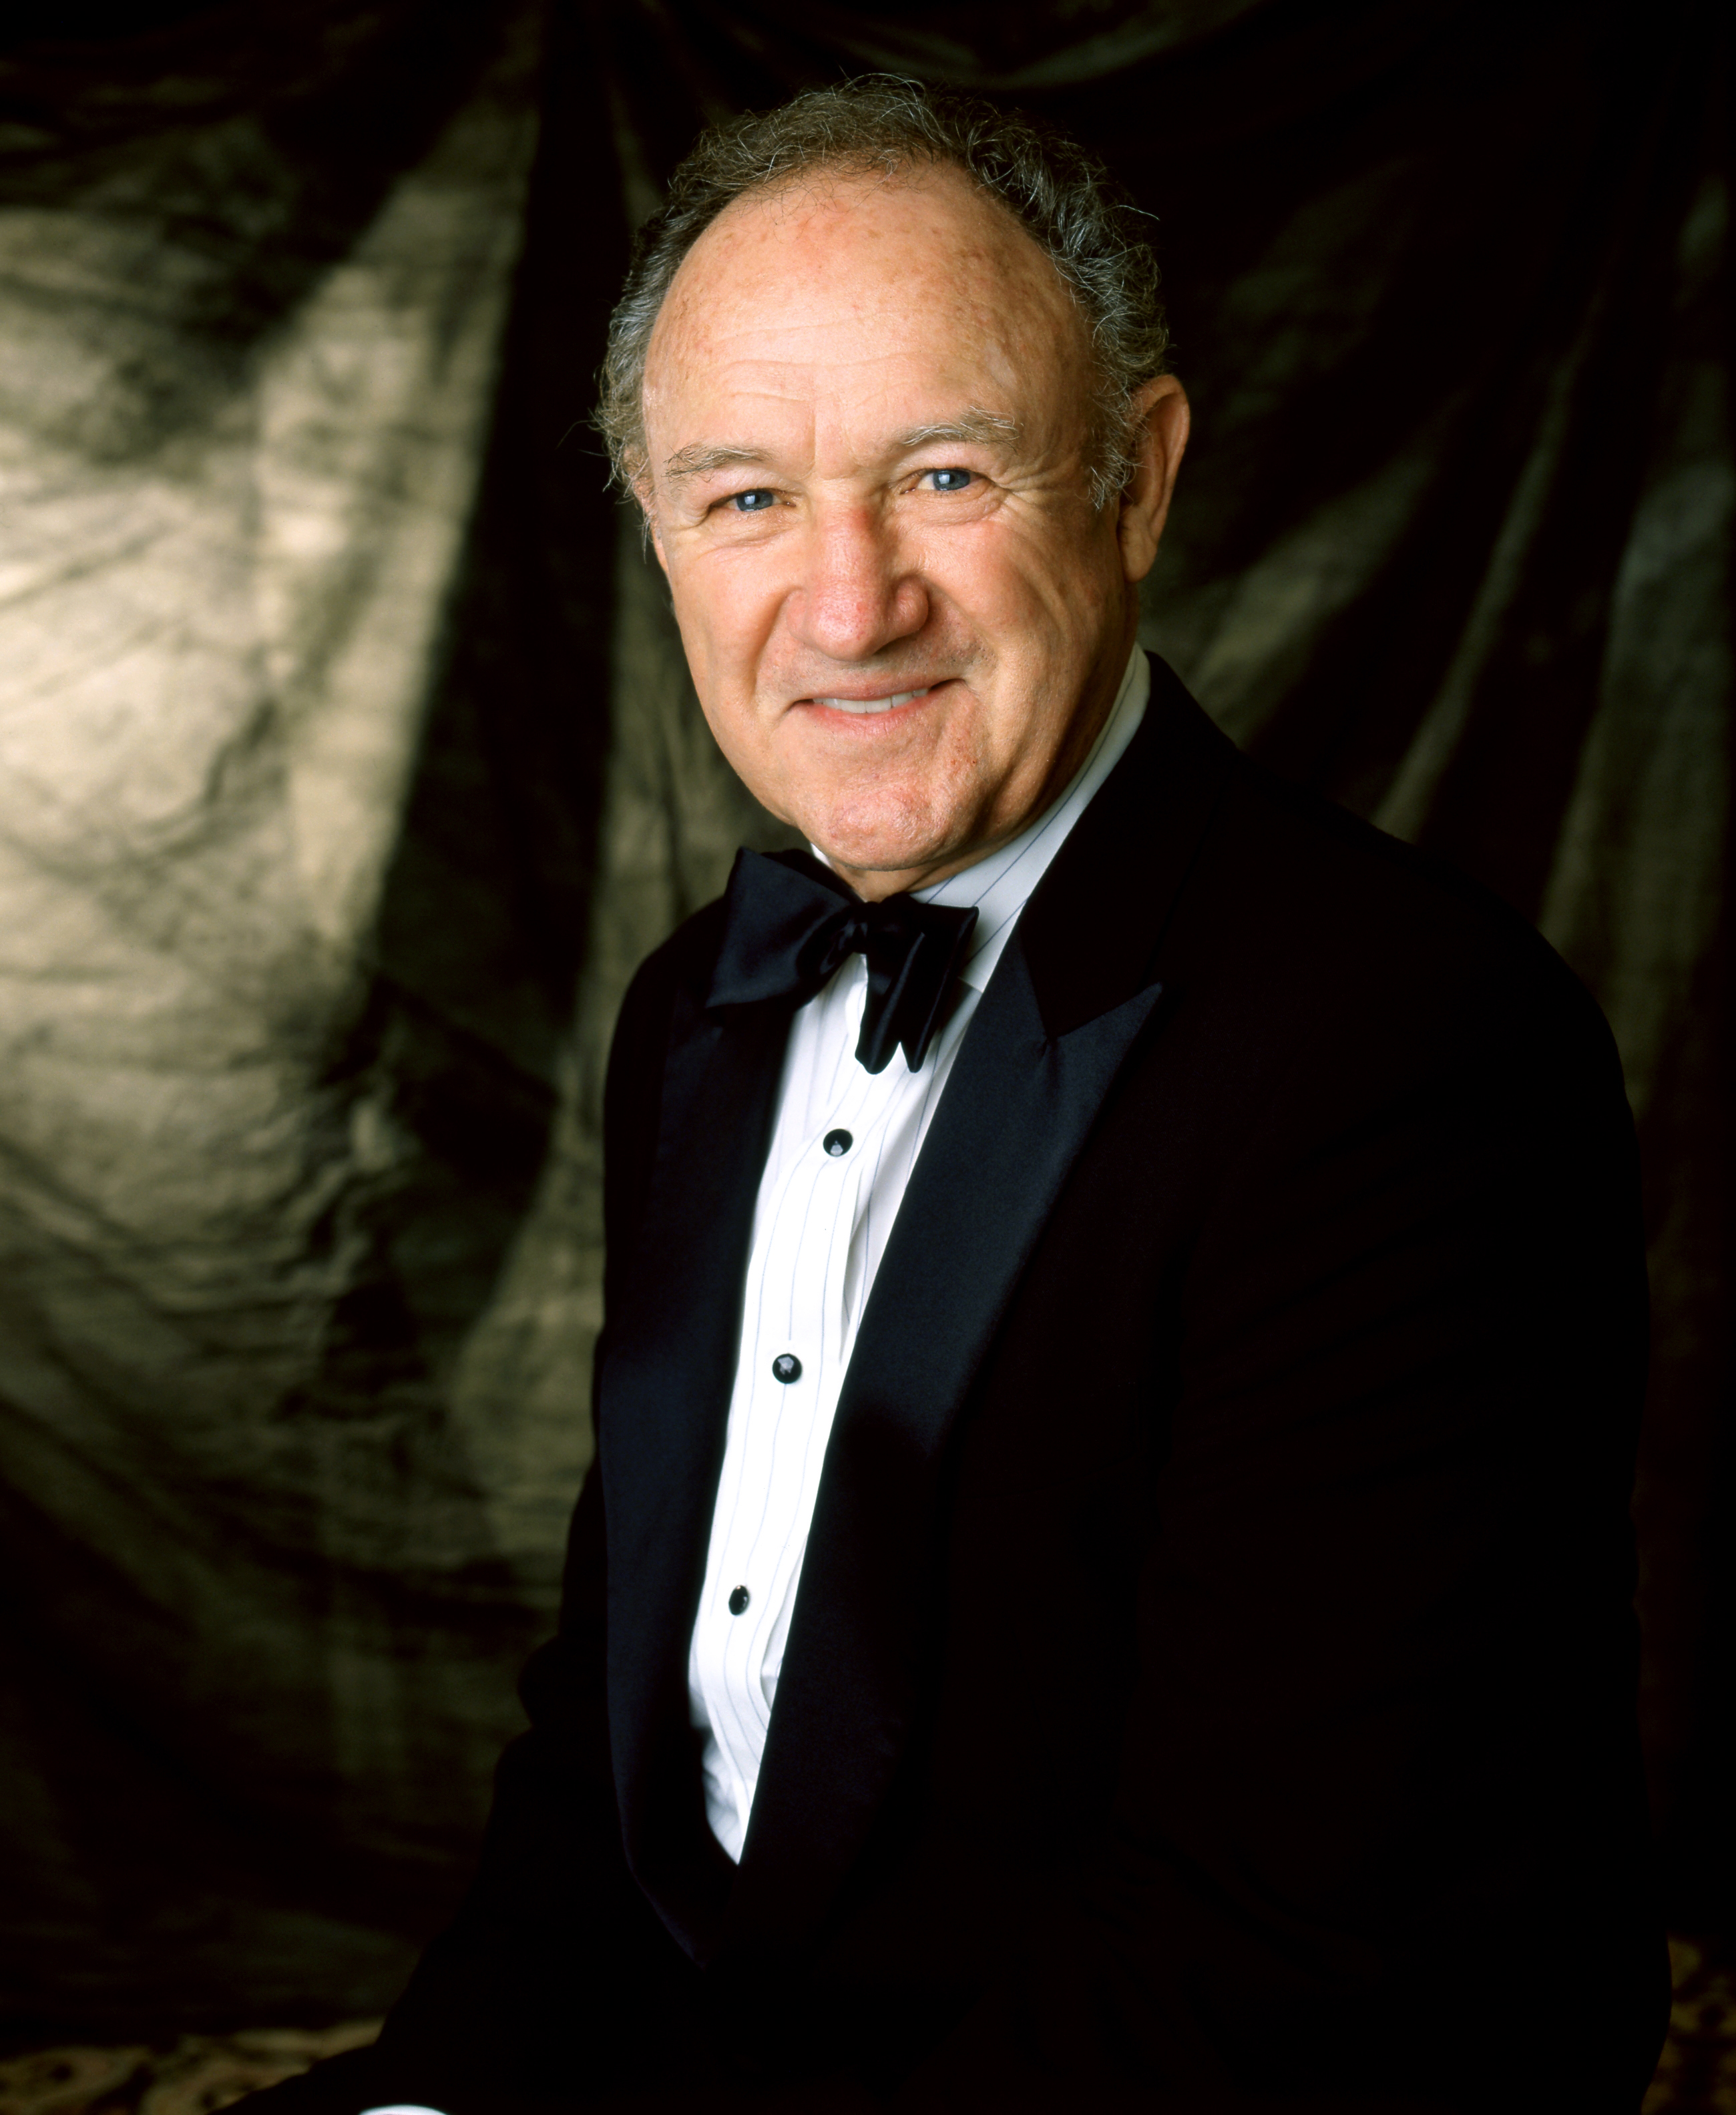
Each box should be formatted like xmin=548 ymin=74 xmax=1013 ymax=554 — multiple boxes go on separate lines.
xmin=886 ymin=956 xmax=1667 ymax=2114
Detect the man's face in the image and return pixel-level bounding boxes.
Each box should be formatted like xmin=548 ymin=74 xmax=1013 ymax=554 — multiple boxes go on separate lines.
xmin=640 ymin=164 xmax=1188 ymax=898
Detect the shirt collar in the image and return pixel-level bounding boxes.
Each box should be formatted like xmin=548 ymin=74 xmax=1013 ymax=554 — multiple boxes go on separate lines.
xmin=915 ymin=644 xmax=1149 ymax=993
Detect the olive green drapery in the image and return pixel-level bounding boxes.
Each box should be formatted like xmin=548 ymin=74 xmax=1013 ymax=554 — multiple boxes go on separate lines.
xmin=0 ymin=0 xmax=1727 ymax=2034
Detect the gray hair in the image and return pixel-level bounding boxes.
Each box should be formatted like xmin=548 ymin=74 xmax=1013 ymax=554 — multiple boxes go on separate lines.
xmin=597 ymin=77 xmax=1170 ymax=512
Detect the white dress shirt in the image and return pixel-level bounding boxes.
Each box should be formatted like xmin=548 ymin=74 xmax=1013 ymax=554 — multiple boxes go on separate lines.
xmin=686 ymin=646 xmax=1151 ymax=1861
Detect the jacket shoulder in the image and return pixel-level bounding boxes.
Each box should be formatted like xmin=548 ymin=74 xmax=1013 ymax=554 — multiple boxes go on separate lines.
xmin=1213 ymin=738 xmax=1610 ymax=1051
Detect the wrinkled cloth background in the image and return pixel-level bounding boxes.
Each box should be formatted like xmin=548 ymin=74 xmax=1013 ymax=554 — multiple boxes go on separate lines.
xmin=0 ymin=0 xmax=1727 ymax=2039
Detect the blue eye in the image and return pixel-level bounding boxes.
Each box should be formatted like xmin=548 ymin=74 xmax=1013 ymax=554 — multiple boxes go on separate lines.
xmin=927 ymin=468 xmax=973 ymax=491
xmin=730 ymin=489 xmax=777 ymax=512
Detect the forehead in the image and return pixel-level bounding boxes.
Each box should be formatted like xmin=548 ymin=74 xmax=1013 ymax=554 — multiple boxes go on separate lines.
xmin=642 ymin=163 xmax=1090 ymax=448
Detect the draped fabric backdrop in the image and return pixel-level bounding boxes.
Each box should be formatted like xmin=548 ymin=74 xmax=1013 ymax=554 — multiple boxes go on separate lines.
xmin=0 ymin=0 xmax=1727 ymax=2038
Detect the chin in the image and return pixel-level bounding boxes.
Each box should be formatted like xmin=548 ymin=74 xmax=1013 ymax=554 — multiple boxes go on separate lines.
xmin=805 ymin=781 xmax=975 ymax=881
xmin=813 ymin=831 xmax=932 ymax=874
xmin=811 ymin=826 xmax=957 ymax=883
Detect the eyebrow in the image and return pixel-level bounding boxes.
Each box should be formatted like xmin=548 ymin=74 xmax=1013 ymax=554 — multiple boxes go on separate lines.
xmin=662 ymin=443 xmax=773 ymax=482
xmin=660 ymin=409 xmax=1022 ymax=484
xmin=889 ymin=410 xmax=1021 ymax=452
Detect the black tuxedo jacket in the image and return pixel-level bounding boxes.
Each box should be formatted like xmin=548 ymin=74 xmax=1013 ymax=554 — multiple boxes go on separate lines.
xmin=349 ymin=659 xmax=1665 ymax=2113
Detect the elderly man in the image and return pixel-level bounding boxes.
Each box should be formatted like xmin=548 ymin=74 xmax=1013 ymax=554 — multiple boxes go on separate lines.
xmin=267 ymin=79 xmax=1665 ymax=2115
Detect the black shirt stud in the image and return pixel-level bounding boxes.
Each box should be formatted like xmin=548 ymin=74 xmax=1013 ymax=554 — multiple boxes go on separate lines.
xmin=823 ymin=1128 xmax=853 ymax=1157
xmin=772 ymin=1353 xmax=802 ymax=1384
xmin=728 ymin=1586 xmax=750 ymax=1616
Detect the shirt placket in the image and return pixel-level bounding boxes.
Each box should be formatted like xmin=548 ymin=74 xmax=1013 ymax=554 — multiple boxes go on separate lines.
xmin=705 ymin=972 xmax=885 ymax=1822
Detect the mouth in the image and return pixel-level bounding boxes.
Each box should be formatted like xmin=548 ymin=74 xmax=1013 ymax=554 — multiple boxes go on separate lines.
xmin=807 ymin=684 xmax=936 ymax=717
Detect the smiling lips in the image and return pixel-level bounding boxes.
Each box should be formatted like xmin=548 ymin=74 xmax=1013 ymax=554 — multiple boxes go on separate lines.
xmin=810 ymin=684 xmax=935 ymax=716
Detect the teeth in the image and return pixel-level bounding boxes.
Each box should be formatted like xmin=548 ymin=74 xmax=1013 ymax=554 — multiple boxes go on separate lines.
xmin=815 ymin=687 xmax=929 ymax=715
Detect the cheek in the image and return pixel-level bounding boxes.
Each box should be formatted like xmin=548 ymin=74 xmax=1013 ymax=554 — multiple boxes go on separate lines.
xmin=667 ymin=570 xmax=750 ymax=712
xmin=666 ymin=572 xmax=795 ymax=808
xmin=672 ymin=550 xmax=787 ymax=674
xmin=931 ymin=510 xmax=1110 ymax=642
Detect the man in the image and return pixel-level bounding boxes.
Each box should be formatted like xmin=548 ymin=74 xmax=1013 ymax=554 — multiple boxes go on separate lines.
xmin=267 ymin=79 xmax=1666 ymax=2114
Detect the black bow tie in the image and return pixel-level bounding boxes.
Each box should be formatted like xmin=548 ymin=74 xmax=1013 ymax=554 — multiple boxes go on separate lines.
xmin=708 ymin=849 xmax=979 ymax=1074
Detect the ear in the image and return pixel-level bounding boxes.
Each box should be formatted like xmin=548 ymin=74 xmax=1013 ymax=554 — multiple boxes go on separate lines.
xmin=1115 ymin=375 xmax=1190 ymax=584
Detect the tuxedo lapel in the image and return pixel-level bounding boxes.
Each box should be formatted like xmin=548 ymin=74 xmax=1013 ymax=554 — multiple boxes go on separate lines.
xmin=597 ymin=971 xmax=789 ymax=1956
xmin=725 ymin=660 xmax=1241 ymax=1950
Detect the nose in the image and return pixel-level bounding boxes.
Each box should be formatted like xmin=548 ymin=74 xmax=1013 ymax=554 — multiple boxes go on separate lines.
xmin=787 ymin=499 xmax=929 ymax=664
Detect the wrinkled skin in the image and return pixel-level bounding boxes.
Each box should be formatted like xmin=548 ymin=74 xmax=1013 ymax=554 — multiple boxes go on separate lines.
xmin=639 ymin=162 xmax=1190 ymax=899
